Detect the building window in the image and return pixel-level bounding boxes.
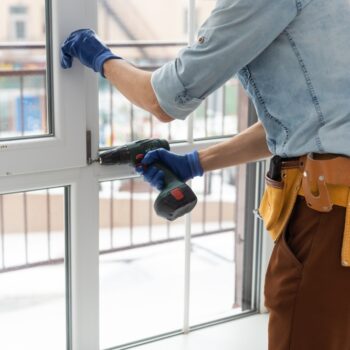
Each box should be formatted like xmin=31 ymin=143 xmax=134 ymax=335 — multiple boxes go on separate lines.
xmin=9 ymin=5 xmax=28 ymax=41
xmin=15 ymin=20 xmax=26 ymax=40
xmin=10 ymin=5 xmax=28 ymax=15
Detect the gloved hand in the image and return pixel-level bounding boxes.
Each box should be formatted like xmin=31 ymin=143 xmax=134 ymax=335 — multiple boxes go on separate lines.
xmin=61 ymin=29 xmax=121 ymax=77
xmin=136 ymin=149 xmax=204 ymax=190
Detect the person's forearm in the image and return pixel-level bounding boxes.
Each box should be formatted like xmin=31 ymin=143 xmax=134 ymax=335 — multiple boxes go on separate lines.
xmin=199 ymin=121 xmax=272 ymax=172
xmin=103 ymin=59 xmax=173 ymax=123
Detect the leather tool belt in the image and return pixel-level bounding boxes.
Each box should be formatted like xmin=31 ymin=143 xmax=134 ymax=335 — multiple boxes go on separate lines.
xmin=259 ymin=153 xmax=350 ymax=267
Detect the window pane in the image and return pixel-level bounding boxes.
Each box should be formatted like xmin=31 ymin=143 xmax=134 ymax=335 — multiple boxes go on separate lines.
xmin=99 ymin=74 xmax=188 ymax=147
xmin=15 ymin=21 xmax=26 ymax=40
xmin=0 ymin=0 xmax=51 ymax=140
xmin=193 ymin=1 xmax=242 ymax=138
xmin=97 ymin=0 xmax=189 ymax=147
xmin=98 ymin=0 xmax=188 ymax=42
xmin=191 ymin=169 xmax=236 ymax=234
xmin=195 ymin=0 xmax=217 ymax=32
xmin=98 ymin=0 xmax=256 ymax=346
xmin=10 ymin=6 xmax=28 ymax=15
xmin=0 ymin=187 xmax=67 ymax=350
xmin=99 ymin=166 xmax=256 ymax=347
xmin=99 ymin=178 xmax=185 ymax=348
xmin=97 ymin=1 xmax=247 ymax=146
xmin=190 ymin=168 xmax=241 ymax=324
xmin=193 ymin=79 xmax=242 ymax=139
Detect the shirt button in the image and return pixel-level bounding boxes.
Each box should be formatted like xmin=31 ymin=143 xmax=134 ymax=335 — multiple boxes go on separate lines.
xmin=198 ymin=36 xmax=205 ymax=44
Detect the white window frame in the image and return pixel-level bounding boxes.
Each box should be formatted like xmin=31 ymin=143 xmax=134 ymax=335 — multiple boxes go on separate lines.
xmin=0 ymin=0 xmax=95 ymax=176
xmin=0 ymin=0 xmax=101 ymax=348
xmin=0 ymin=0 xmax=266 ymax=349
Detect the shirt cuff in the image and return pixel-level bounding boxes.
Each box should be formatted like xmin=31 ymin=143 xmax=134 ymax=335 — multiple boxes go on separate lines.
xmin=151 ymin=61 xmax=203 ymax=120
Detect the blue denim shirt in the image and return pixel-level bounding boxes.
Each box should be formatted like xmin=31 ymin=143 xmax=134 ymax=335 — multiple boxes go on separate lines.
xmin=151 ymin=0 xmax=350 ymax=157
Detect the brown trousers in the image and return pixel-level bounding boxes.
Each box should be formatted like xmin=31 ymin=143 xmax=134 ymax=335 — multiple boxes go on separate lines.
xmin=265 ymin=196 xmax=350 ymax=350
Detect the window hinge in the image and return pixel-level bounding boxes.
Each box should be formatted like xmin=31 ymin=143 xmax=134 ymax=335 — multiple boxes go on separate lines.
xmin=86 ymin=130 xmax=93 ymax=165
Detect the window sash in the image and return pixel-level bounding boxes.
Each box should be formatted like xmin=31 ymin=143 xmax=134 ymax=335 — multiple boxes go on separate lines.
xmin=0 ymin=0 xmax=94 ymax=176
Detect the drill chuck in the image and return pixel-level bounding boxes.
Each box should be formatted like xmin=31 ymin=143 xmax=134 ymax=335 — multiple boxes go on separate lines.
xmin=98 ymin=139 xmax=170 ymax=166
xmin=98 ymin=145 xmax=130 ymax=165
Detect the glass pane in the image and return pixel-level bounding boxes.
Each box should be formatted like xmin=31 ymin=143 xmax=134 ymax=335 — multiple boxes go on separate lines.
xmin=99 ymin=178 xmax=185 ymax=348
xmin=0 ymin=187 xmax=67 ymax=350
xmin=194 ymin=2 xmax=243 ymax=139
xmin=193 ymin=79 xmax=241 ymax=139
xmin=0 ymin=0 xmax=51 ymax=140
xmin=99 ymin=76 xmax=188 ymax=147
xmin=191 ymin=169 xmax=236 ymax=234
xmin=98 ymin=0 xmax=188 ymax=42
xmin=189 ymin=168 xmax=242 ymax=324
xmin=97 ymin=1 xmax=189 ymax=147
xmin=190 ymin=232 xmax=237 ymax=323
xmin=196 ymin=0 xmax=217 ymax=32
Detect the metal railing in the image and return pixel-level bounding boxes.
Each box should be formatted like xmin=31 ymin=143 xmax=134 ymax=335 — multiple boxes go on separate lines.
xmin=0 ymin=189 xmax=64 ymax=273
xmin=0 ymin=40 xmax=187 ymax=50
xmin=0 ymin=68 xmax=48 ymax=138
xmin=0 ymin=170 xmax=236 ymax=273
xmin=98 ymin=172 xmax=236 ymax=255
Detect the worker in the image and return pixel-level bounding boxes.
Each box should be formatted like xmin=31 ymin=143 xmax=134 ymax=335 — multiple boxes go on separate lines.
xmin=61 ymin=0 xmax=350 ymax=349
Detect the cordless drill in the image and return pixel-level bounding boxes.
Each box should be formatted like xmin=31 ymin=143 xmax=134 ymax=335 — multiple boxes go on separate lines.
xmin=97 ymin=139 xmax=197 ymax=221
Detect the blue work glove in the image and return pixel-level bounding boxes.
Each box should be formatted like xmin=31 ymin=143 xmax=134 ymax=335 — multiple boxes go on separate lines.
xmin=136 ymin=149 xmax=203 ymax=190
xmin=61 ymin=29 xmax=121 ymax=77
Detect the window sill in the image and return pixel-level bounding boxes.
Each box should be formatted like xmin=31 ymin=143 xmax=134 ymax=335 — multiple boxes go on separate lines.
xmin=137 ymin=314 xmax=268 ymax=350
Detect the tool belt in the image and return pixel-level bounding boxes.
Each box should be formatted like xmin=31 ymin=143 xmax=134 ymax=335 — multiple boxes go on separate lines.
xmin=258 ymin=153 xmax=350 ymax=267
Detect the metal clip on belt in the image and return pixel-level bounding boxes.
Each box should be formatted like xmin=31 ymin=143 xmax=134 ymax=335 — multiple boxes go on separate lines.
xmin=293 ymin=153 xmax=350 ymax=213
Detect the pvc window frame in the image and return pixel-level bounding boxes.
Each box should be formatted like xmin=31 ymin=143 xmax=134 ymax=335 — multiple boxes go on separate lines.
xmin=0 ymin=0 xmax=265 ymax=349
xmin=0 ymin=0 xmax=96 ymax=177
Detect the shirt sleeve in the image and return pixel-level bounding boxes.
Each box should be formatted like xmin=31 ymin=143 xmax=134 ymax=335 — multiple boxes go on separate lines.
xmin=151 ymin=0 xmax=300 ymax=120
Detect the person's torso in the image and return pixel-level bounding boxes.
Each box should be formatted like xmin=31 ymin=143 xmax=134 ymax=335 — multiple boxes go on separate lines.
xmin=237 ymin=0 xmax=350 ymax=157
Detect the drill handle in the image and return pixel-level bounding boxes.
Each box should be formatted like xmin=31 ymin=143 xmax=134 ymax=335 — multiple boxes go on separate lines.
xmin=152 ymin=161 xmax=182 ymax=188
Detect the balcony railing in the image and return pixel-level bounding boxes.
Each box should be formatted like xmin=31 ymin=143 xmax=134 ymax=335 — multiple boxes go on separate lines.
xmin=0 ymin=169 xmax=236 ymax=273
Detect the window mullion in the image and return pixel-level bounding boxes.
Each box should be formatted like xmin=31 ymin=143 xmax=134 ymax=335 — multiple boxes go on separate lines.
xmin=70 ymin=169 xmax=100 ymax=350
xmin=183 ymin=0 xmax=196 ymax=334
xmin=54 ymin=0 xmax=100 ymax=349
xmin=186 ymin=0 xmax=196 ymax=145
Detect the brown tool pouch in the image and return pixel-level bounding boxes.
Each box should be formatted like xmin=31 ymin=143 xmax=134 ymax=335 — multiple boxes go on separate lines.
xmin=301 ymin=153 xmax=350 ymax=212
xmin=300 ymin=154 xmax=350 ymax=266
xmin=259 ymin=153 xmax=350 ymax=266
